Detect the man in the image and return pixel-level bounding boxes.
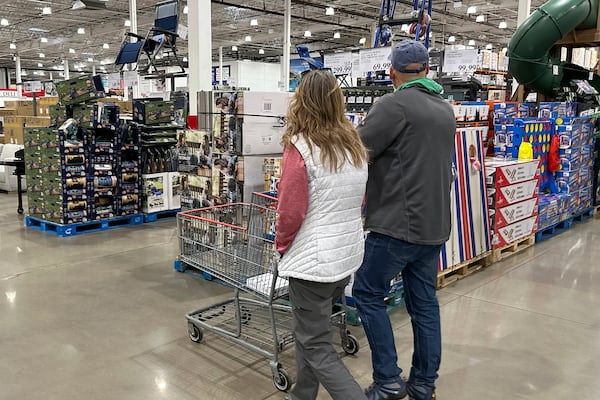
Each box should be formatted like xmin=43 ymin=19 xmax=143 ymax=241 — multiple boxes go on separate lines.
xmin=353 ymin=39 xmax=456 ymax=400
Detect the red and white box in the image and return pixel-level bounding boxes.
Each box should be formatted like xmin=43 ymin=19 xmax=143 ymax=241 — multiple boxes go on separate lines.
xmin=492 ymin=215 xmax=538 ymax=248
xmin=485 ymin=158 xmax=540 ymax=188
xmin=492 ymin=197 xmax=539 ymax=229
xmin=489 ymin=179 xmax=539 ymax=208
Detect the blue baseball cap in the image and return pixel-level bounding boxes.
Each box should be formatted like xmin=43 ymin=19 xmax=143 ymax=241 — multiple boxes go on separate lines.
xmin=388 ymin=39 xmax=429 ymax=73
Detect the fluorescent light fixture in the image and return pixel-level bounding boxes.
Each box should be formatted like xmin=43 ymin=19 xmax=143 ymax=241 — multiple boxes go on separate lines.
xmin=259 ymin=48 xmax=265 ymax=54
xmin=72 ymin=0 xmax=107 ymax=10
xmin=468 ymin=39 xmax=475 ymax=46
xmin=326 ymin=7 xmax=334 ymax=16
xmin=21 ymin=70 xmax=27 ymax=76
xmin=502 ymin=47 xmax=508 ymax=53
xmin=41 ymin=37 xmax=48 ymax=43
xmin=245 ymin=35 xmax=252 ymax=41
xmin=498 ymin=21 xmax=508 ymax=29
xmin=69 ymin=48 xmax=75 ymax=53
xmin=12 ymin=56 xmax=16 ymax=61
xmin=476 ymin=14 xmax=485 ymax=22
xmin=87 ymin=57 xmax=93 ymax=62
xmin=77 ymin=27 xmax=85 ymax=34
xmin=100 ymin=60 xmax=107 ymax=65
xmin=42 ymin=7 xmax=52 ymax=14
xmin=1 ymin=19 xmax=8 ymax=26
xmin=183 ymin=5 xmax=188 ymax=14
xmin=124 ymin=19 xmax=131 ymax=27
xmin=182 ymin=56 xmax=188 ymax=62
xmin=467 ymin=6 xmax=476 ymax=14
xmin=359 ymin=37 xmax=367 ymax=44
xmin=103 ymin=43 xmax=109 ymax=49
xmin=453 ymin=1 xmax=462 ymax=7
xmin=250 ymin=19 xmax=258 ymax=26
xmin=9 ymin=43 xmax=16 ymax=50
xmin=333 ymin=32 xmax=341 ymax=39
xmin=39 ymin=53 xmax=45 ymax=58
xmin=486 ymin=44 xmax=493 ymax=50
xmin=38 ymin=63 xmax=43 ymax=67
xmin=448 ymin=35 xmax=456 ymax=43
xmin=268 ymin=28 xmax=274 ymax=34
xmin=304 ymin=30 xmax=311 ymax=37
xmin=231 ymin=46 xmax=238 ymax=51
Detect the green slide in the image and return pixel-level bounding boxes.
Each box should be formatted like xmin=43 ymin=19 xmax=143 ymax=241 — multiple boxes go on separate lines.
xmin=508 ymin=0 xmax=600 ymax=96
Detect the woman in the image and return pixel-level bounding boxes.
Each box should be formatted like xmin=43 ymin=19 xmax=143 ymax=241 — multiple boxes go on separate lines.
xmin=275 ymin=70 xmax=368 ymax=400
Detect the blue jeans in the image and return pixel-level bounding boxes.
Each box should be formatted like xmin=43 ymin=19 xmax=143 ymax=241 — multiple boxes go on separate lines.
xmin=352 ymin=232 xmax=442 ymax=396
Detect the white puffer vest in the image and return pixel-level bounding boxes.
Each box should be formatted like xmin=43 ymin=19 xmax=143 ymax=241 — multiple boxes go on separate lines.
xmin=278 ymin=135 xmax=368 ymax=283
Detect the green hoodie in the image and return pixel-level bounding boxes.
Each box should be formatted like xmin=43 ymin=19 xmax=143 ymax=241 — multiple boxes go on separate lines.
xmin=396 ymin=77 xmax=443 ymax=94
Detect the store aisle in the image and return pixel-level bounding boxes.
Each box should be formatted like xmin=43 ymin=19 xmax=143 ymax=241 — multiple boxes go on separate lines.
xmin=1 ymin=193 xmax=599 ymax=400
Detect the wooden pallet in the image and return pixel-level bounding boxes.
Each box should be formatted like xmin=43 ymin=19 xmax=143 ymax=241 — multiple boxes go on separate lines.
xmin=437 ymin=252 xmax=491 ymax=289
xmin=487 ymin=234 xmax=536 ymax=264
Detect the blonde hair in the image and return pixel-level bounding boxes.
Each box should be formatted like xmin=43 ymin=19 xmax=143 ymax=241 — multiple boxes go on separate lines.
xmin=283 ymin=70 xmax=367 ymax=171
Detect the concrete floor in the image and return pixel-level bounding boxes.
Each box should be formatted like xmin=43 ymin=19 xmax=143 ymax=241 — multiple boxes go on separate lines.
xmin=1 ymin=192 xmax=600 ymax=400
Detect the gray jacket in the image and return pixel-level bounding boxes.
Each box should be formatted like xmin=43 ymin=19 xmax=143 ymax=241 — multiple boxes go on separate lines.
xmin=358 ymin=84 xmax=456 ymax=245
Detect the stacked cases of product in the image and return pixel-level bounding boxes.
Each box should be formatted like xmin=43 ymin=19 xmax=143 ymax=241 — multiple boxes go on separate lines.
xmin=134 ymin=98 xmax=181 ymax=214
xmin=485 ymin=159 xmax=540 ymax=248
xmin=438 ymin=125 xmax=491 ymax=272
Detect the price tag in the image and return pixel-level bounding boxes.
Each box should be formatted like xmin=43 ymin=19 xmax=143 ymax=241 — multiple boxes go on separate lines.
xmin=442 ymin=49 xmax=478 ymax=73
xmin=553 ymin=65 xmax=559 ymax=75
xmin=358 ymin=47 xmax=392 ymax=74
xmin=324 ymin=52 xmax=353 ymax=75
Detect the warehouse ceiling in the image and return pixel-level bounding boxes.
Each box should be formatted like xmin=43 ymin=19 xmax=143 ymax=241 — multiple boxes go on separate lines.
xmin=0 ymin=0 xmax=549 ymax=81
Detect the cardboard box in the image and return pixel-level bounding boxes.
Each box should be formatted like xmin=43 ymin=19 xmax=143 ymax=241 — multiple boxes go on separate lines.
xmin=556 ymin=170 xmax=580 ymax=193
xmin=132 ymin=99 xmax=173 ymax=125
xmin=489 ymin=179 xmax=539 ymax=208
xmin=485 ymin=158 xmax=540 ymax=187
xmin=492 ymin=197 xmax=538 ymax=229
xmin=142 ymin=173 xmax=168 ymax=213
xmin=55 ymin=75 xmax=105 ymax=106
xmin=241 ymin=116 xmax=285 ymax=155
xmin=492 ymin=215 xmax=538 ymax=248
xmin=166 ymin=172 xmax=182 ymax=210
xmin=238 ymin=91 xmax=291 ymax=116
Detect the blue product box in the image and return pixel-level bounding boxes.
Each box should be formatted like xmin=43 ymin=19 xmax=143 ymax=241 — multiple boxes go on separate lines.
xmin=556 ymin=124 xmax=583 ymax=149
xmin=579 ymin=167 xmax=593 ymax=187
xmin=555 ymin=170 xmax=580 ymax=193
xmin=538 ymin=102 xmax=577 ymax=119
xmin=493 ymin=103 xmax=518 ymax=124
xmin=580 ymin=185 xmax=593 ymax=209
xmin=580 ymin=145 xmax=593 ymax=168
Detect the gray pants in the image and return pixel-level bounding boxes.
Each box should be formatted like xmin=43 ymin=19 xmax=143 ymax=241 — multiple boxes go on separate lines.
xmin=288 ymin=277 xmax=367 ymax=400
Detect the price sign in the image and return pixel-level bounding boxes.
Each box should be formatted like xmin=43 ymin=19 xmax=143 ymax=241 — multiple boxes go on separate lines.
xmin=442 ymin=49 xmax=478 ymax=73
xmin=358 ymin=47 xmax=392 ymax=74
xmin=106 ymin=73 xmax=122 ymax=90
xmin=324 ymin=52 xmax=352 ymax=75
xmin=123 ymin=71 xmax=138 ymax=87
xmin=23 ymin=81 xmax=43 ymax=93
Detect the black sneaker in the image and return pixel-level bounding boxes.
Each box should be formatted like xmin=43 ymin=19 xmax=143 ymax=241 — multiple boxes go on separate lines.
xmin=406 ymin=384 xmax=436 ymax=400
xmin=364 ymin=381 xmax=408 ymax=400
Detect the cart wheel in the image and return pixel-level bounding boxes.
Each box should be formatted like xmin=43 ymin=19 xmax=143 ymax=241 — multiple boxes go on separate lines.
xmin=273 ymin=367 xmax=291 ymax=392
xmin=188 ymin=323 xmax=203 ymax=343
xmin=241 ymin=312 xmax=252 ymax=324
xmin=342 ymin=333 xmax=359 ymax=355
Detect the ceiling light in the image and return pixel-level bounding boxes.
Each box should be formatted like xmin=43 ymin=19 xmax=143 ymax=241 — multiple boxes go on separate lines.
xmin=250 ymin=19 xmax=258 ymax=26
xmin=124 ymin=19 xmax=131 ymax=27
xmin=12 ymin=56 xmax=16 ymax=61
xmin=1 ymin=19 xmax=8 ymax=26
xmin=448 ymin=35 xmax=456 ymax=43
xmin=39 ymin=53 xmax=45 ymax=58
xmin=41 ymin=37 xmax=48 ymax=43
xmin=499 ymin=21 xmax=508 ymax=29
xmin=103 ymin=43 xmax=109 ymax=49
xmin=245 ymin=35 xmax=251 ymax=41
xmin=468 ymin=39 xmax=475 ymax=46
xmin=467 ymin=6 xmax=476 ymax=14
xmin=453 ymin=1 xmax=462 ymax=7
xmin=476 ymin=15 xmax=485 ymax=22
xmin=231 ymin=46 xmax=238 ymax=51
xmin=42 ymin=7 xmax=52 ymax=15
xmin=183 ymin=5 xmax=188 ymax=14
xmin=77 ymin=27 xmax=85 ymax=34
xmin=268 ymin=28 xmax=274 ymax=34
xmin=486 ymin=44 xmax=493 ymax=50
xmin=9 ymin=43 xmax=16 ymax=50
xmin=87 ymin=57 xmax=93 ymax=62
xmin=259 ymin=48 xmax=265 ymax=54
xmin=304 ymin=30 xmax=312 ymax=37
xmin=502 ymin=47 xmax=508 ymax=53
xmin=333 ymin=32 xmax=341 ymax=39
xmin=38 ymin=63 xmax=43 ymax=67
xmin=182 ymin=56 xmax=188 ymax=62
xmin=359 ymin=37 xmax=367 ymax=44
xmin=69 ymin=48 xmax=75 ymax=54
xmin=21 ymin=70 xmax=27 ymax=76
xmin=71 ymin=0 xmax=107 ymax=10
xmin=325 ymin=7 xmax=334 ymax=16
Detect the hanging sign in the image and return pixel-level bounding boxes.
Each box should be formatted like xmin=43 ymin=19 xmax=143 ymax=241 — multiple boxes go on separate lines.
xmin=23 ymin=81 xmax=43 ymax=93
xmin=123 ymin=71 xmax=138 ymax=87
xmin=357 ymin=47 xmax=392 ymax=74
xmin=442 ymin=49 xmax=478 ymax=73
xmin=324 ymin=52 xmax=353 ymax=75
xmin=106 ymin=73 xmax=122 ymax=90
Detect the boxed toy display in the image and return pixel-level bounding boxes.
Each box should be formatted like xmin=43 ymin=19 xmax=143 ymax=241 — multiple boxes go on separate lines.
xmin=485 ymin=158 xmax=540 ymax=187
xmin=55 ymin=75 xmax=105 ymax=106
xmin=132 ymin=99 xmax=174 ymax=125
xmin=491 ymin=197 xmax=538 ymax=229
xmin=492 ymin=215 xmax=538 ymax=248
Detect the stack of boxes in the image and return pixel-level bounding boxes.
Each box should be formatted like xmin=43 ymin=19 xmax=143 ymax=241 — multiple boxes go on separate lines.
xmin=23 ymin=74 xmax=144 ymax=225
xmin=134 ymin=98 xmax=180 ymax=214
xmin=485 ymin=159 xmax=540 ymax=248
xmin=555 ymin=116 xmax=596 ymax=214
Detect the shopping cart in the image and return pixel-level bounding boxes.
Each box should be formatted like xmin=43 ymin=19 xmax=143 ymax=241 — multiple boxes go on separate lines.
xmin=178 ymin=192 xmax=359 ymax=391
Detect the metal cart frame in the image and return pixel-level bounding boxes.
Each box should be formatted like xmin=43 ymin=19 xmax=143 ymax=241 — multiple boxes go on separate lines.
xmin=178 ymin=193 xmax=359 ymax=391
